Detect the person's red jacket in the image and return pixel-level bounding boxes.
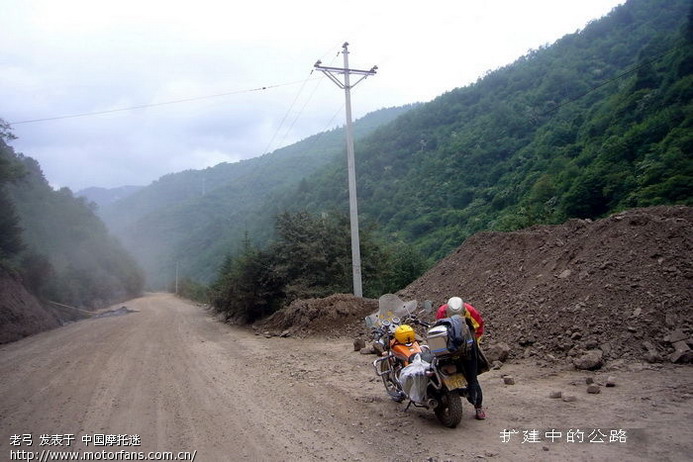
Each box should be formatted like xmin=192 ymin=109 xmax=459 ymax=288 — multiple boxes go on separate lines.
xmin=436 ymin=302 xmax=484 ymax=339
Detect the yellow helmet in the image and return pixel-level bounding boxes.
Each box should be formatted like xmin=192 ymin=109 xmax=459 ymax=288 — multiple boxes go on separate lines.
xmin=394 ymin=324 xmax=416 ymax=344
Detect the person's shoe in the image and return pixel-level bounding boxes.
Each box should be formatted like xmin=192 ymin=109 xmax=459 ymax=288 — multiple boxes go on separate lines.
xmin=475 ymin=407 xmax=486 ymax=420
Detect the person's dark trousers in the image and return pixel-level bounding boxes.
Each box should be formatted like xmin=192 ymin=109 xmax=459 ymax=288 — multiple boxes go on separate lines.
xmin=458 ymin=342 xmax=483 ymax=407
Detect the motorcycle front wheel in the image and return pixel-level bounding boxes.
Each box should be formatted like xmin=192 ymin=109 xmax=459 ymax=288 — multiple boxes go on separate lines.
xmin=379 ymin=356 xmax=405 ymax=402
xmin=434 ymin=389 xmax=463 ymax=428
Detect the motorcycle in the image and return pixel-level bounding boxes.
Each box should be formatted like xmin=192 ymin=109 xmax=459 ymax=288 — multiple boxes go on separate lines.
xmin=366 ymin=294 xmax=471 ymax=428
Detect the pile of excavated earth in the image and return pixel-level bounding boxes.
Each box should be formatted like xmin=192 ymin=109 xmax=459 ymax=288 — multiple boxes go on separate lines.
xmin=256 ymin=206 xmax=693 ymax=369
xmin=254 ymin=294 xmax=378 ymax=339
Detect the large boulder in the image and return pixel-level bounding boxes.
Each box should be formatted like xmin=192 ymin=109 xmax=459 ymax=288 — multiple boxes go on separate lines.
xmin=573 ymin=350 xmax=604 ymax=370
xmin=484 ymin=342 xmax=511 ymax=363
xmin=669 ymin=341 xmax=693 ymax=364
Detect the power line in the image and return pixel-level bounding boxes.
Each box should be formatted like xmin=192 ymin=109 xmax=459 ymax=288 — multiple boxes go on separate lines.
xmin=8 ymin=78 xmax=319 ymax=126
xmin=289 ymin=104 xmax=345 ymax=154
xmin=261 ymin=70 xmax=316 ymax=156
xmin=275 ymin=59 xmax=340 ymax=150
xmin=263 ymin=47 xmax=342 ymax=156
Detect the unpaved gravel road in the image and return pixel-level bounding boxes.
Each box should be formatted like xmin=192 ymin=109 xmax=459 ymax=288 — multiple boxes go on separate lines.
xmin=1 ymin=294 xmax=691 ymax=461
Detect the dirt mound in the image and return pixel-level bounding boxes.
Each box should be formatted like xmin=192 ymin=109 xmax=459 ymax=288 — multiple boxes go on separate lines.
xmin=256 ymin=206 xmax=692 ymax=366
xmin=254 ymin=293 xmax=377 ymax=338
xmin=398 ymin=206 xmax=692 ymax=364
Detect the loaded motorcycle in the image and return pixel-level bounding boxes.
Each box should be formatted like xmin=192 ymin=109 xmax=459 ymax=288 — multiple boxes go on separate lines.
xmin=365 ymin=294 xmax=475 ymax=428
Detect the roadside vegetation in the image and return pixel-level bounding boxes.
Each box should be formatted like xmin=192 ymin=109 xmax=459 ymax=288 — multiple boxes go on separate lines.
xmin=210 ymin=211 xmax=426 ymax=323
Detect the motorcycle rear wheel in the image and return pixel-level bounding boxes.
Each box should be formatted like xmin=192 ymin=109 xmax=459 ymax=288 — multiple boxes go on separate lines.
xmin=434 ymin=389 xmax=463 ymax=428
xmin=379 ymin=357 xmax=405 ymax=402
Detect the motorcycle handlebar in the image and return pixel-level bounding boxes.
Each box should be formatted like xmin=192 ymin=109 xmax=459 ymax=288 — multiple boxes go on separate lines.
xmin=371 ymin=317 xmax=431 ymax=338
xmin=409 ymin=318 xmax=430 ymax=329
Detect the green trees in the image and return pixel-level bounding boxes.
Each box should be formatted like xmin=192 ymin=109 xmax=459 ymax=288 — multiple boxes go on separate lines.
xmin=0 ymin=191 xmax=23 ymax=260
xmin=0 ymin=122 xmax=24 ymax=262
xmin=273 ymin=211 xmax=352 ymax=300
xmin=210 ymin=211 xmax=426 ymax=322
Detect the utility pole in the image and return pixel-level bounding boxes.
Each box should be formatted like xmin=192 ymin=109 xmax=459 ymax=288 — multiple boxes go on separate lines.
xmin=175 ymin=261 xmax=179 ymax=295
xmin=314 ymin=43 xmax=377 ymax=298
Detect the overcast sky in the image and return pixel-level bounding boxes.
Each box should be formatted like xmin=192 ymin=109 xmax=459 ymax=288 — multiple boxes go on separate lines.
xmin=1 ymin=0 xmax=625 ymax=191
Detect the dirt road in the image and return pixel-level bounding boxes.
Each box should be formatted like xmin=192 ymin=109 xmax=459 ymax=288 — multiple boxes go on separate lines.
xmin=1 ymin=294 xmax=691 ymax=461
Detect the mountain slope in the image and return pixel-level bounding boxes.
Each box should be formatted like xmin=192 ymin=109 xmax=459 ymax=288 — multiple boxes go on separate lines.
xmin=103 ymin=0 xmax=691 ymax=291
xmin=281 ymin=0 xmax=692 ymax=260
xmin=101 ymin=105 xmax=416 ymax=288
xmin=0 ymin=130 xmax=144 ymax=311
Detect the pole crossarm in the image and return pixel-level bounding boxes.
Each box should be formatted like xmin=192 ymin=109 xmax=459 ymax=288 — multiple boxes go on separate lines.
xmin=314 ymin=63 xmax=378 ymax=76
xmin=313 ymin=43 xmax=377 ymax=90
xmin=313 ymin=64 xmax=377 ymax=89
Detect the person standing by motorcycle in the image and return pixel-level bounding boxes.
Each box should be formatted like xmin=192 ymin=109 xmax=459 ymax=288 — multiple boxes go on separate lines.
xmin=436 ymin=297 xmax=485 ymax=342
xmin=436 ymin=297 xmax=486 ymax=420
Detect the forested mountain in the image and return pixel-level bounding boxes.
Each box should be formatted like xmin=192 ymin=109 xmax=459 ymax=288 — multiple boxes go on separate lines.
xmin=104 ymin=0 xmax=690 ymax=298
xmin=0 ymin=124 xmax=144 ymax=308
xmin=275 ymin=0 xmax=692 ymax=260
xmin=100 ymin=105 xmax=416 ymax=288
